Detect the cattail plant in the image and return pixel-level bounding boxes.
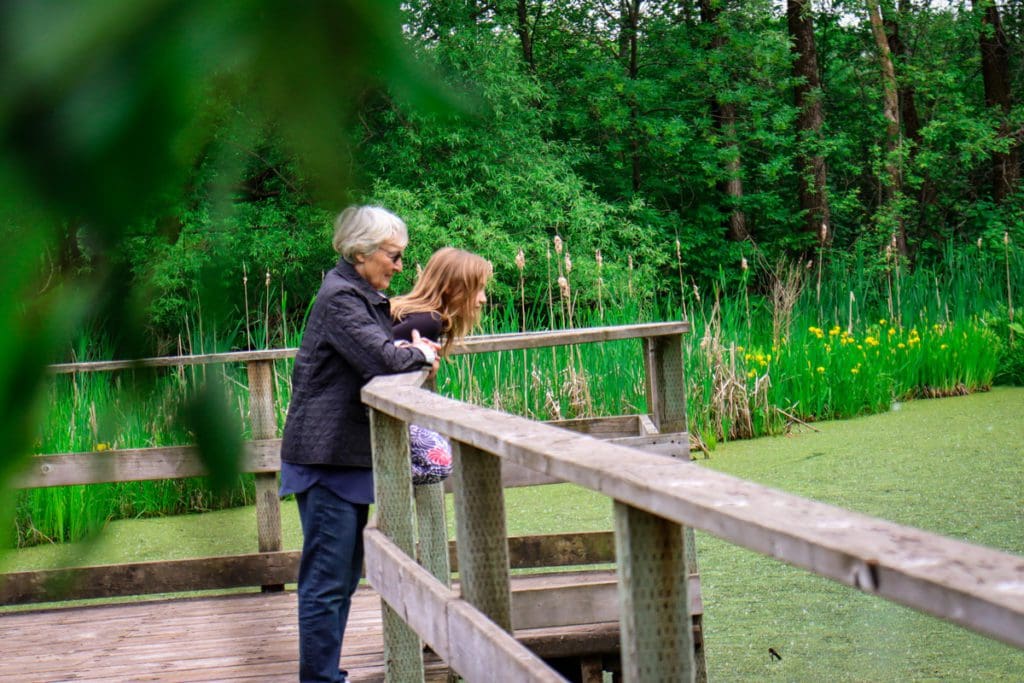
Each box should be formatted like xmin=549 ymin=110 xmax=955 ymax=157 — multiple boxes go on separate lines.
xmin=242 ymin=264 xmax=252 ymax=350
xmin=847 ymin=291 xmax=856 ymax=334
xmin=892 ymin=234 xmax=903 ymax=327
xmin=885 ymin=243 xmax=895 ymax=325
xmin=515 ymin=248 xmax=526 ymax=332
xmin=675 ymin=237 xmax=687 ymax=322
xmin=264 ymin=270 xmax=272 ymax=348
xmin=816 ymin=223 xmax=826 ymax=323
xmin=515 ymin=247 xmax=529 ymax=411
xmin=740 ymin=256 xmax=751 ymax=335
xmin=545 ymin=244 xmax=555 ymax=329
xmin=1006 ymin=232 xmax=1015 ymax=342
xmin=553 ymin=235 xmax=568 ymax=327
xmin=564 ymin=252 xmax=575 ymax=324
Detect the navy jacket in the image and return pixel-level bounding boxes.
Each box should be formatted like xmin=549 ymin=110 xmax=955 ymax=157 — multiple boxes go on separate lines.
xmin=280 ymin=259 xmax=430 ymax=468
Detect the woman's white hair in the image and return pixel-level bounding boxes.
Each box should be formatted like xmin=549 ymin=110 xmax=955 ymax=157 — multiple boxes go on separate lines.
xmin=332 ymin=205 xmax=409 ymax=262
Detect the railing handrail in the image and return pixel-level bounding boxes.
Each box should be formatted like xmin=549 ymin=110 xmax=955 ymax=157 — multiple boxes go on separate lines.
xmin=45 ymin=321 xmax=690 ymax=373
xmin=361 ymin=370 xmax=1024 ymax=650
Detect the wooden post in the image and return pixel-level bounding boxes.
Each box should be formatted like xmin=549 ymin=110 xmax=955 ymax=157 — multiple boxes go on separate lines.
xmin=451 ymin=440 xmax=512 ymax=632
xmin=370 ymin=409 xmax=425 ymax=682
xmin=245 ymin=360 xmax=283 ymax=592
xmin=614 ymin=501 xmax=694 ymax=683
xmin=415 ymin=483 xmax=451 ymax=586
xmin=643 ymin=333 xmax=687 ymax=436
xmin=643 ymin=332 xmax=707 ymax=681
xmin=413 ymin=376 xmax=452 ymax=589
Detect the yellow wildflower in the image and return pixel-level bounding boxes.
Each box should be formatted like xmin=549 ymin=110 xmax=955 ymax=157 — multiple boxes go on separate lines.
xmin=816 ymin=366 xmax=825 ymax=373
xmin=851 ymin=367 xmax=859 ymax=374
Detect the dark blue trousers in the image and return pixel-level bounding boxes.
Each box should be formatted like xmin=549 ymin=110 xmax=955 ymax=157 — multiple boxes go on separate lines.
xmin=296 ymin=485 xmax=368 ymax=683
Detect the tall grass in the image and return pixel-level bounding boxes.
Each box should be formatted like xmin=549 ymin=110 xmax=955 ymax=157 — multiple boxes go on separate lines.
xmin=17 ymin=239 xmax=1022 ymax=547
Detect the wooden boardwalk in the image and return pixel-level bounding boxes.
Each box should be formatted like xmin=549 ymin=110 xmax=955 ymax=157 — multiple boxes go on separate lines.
xmin=0 ymin=587 xmax=454 ymax=683
xmin=0 ymin=571 xmax=627 ymax=683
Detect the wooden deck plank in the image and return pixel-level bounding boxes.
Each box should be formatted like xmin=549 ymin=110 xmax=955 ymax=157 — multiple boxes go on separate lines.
xmin=0 ymin=578 xmax=619 ymax=683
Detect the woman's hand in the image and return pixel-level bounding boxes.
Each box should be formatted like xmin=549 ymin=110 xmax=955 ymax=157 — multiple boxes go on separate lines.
xmin=410 ymin=329 xmax=441 ymax=374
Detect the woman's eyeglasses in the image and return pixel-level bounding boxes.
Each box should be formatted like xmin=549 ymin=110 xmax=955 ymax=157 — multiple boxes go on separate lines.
xmin=380 ymin=249 xmax=403 ymax=265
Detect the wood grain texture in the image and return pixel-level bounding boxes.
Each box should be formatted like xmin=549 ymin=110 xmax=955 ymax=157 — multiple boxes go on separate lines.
xmin=14 ymin=440 xmax=283 ymax=489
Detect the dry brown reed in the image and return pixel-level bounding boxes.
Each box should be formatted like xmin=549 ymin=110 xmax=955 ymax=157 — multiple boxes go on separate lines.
xmin=769 ymin=258 xmax=804 ymax=348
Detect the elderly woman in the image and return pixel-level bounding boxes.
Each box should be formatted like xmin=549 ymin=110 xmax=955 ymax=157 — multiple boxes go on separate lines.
xmin=280 ymin=205 xmax=439 ymax=683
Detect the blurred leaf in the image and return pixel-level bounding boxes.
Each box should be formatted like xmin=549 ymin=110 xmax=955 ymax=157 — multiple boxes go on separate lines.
xmin=177 ymin=373 xmax=243 ymax=494
xmin=0 ymin=0 xmax=452 ymax=507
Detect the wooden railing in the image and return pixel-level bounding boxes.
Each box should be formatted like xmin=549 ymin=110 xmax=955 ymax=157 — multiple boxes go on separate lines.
xmin=2 ymin=322 xmax=691 ymax=605
xmin=361 ymin=350 xmax=1024 ymax=681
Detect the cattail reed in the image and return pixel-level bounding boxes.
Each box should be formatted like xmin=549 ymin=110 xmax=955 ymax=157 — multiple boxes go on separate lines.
xmin=885 ymin=244 xmax=895 ymax=324
xmin=515 ymin=248 xmax=526 ymax=332
xmin=515 ymin=247 xmax=529 ymax=409
xmin=1006 ymin=232 xmax=1015 ymax=341
xmin=740 ymin=256 xmax=751 ymax=334
xmin=848 ymin=291 xmax=856 ymax=334
xmin=264 ymin=270 xmax=271 ymax=348
xmin=558 ymin=275 xmax=572 ymax=326
xmin=675 ymin=237 xmax=687 ymax=322
xmin=545 ymin=245 xmax=555 ymax=329
xmin=243 ymin=265 xmax=252 ymax=350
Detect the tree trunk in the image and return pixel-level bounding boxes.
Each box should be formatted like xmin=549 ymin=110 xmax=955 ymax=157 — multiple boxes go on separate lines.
xmin=515 ymin=0 xmax=535 ymax=70
xmin=700 ymin=0 xmax=749 ymax=242
xmin=974 ymin=0 xmax=1020 ymax=202
xmin=787 ymin=0 xmax=831 ymax=245
xmin=866 ymin=0 xmax=908 ymax=258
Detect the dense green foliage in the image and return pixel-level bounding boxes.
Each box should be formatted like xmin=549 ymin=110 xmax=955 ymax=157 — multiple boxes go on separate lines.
xmin=18 ymin=0 xmax=1021 ymax=350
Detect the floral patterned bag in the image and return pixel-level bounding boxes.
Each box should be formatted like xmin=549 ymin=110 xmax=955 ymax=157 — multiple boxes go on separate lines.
xmin=409 ymin=424 xmax=453 ymax=485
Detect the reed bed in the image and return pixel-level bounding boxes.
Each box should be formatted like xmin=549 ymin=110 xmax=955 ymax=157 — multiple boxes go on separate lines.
xmin=13 ymin=237 xmax=1022 ymax=547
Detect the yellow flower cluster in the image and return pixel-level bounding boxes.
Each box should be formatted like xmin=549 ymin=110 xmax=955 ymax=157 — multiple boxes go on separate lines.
xmin=744 ymin=352 xmax=772 ymax=368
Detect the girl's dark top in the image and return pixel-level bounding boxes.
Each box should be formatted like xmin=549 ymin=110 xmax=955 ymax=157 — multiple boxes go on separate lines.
xmin=392 ymin=310 xmax=444 ymax=344
xmin=280 ymin=259 xmax=431 ymax=470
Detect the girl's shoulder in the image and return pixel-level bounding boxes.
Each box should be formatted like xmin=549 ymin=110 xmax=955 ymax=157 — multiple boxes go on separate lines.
xmin=393 ymin=310 xmax=443 ymax=342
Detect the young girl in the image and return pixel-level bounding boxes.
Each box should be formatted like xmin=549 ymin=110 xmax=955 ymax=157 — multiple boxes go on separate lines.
xmin=391 ymin=247 xmax=492 ymax=485
xmin=392 ymin=247 xmax=492 ymax=353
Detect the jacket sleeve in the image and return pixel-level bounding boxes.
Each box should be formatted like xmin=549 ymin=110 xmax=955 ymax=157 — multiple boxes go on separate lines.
xmin=324 ymin=290 xmax=430 ymax=379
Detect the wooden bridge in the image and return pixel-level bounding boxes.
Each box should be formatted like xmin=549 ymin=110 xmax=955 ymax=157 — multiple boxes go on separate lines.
xmin=2 ymin=323 xmax=1023 ymax=682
